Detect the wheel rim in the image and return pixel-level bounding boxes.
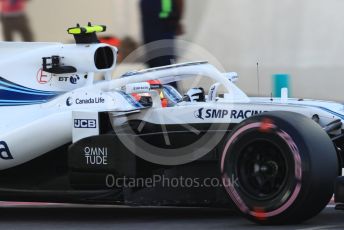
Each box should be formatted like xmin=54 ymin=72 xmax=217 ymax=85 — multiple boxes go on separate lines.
xmin=236 ymin=139 xmax=289 ymax=201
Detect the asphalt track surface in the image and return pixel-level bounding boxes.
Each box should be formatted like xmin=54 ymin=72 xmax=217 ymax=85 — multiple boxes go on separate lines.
xmin=0 ymin=203 xmax=342 ymax=230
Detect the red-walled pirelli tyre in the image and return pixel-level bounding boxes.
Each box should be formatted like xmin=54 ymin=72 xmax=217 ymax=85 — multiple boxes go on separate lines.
xmin=220 ymin=111 xmax=338 ymax=225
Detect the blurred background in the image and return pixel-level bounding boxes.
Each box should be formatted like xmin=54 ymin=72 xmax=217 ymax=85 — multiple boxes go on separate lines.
xmin=1 ymin=0 xmax=344 ymax=101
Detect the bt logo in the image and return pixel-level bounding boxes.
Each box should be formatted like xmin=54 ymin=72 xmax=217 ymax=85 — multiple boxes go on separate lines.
xmin=70 ymin=75 xmax=80 ymax=84
xmin=58 ymin=75 xmax=80 ymax=84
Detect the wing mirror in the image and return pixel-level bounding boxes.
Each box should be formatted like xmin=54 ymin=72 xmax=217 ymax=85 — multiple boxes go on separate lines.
xmin=223 ymin=72 xmax=238 ymax=83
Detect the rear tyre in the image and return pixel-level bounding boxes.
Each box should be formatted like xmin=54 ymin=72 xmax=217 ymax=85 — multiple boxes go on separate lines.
xmin=220 ymin=111 xmax=338 ymax=224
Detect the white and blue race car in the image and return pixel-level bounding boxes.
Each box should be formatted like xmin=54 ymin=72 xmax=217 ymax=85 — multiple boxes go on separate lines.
xmin=0 ymin=24 xmax=343 ymax=225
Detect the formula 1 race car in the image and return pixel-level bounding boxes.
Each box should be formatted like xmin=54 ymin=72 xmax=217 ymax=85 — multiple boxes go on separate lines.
xmin=0 ymin=24 xmax=344 ymax=225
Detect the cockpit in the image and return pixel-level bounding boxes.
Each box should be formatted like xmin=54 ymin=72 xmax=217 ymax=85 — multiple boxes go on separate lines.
xmin=115 ymin=61 xmax=249 ymax=109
